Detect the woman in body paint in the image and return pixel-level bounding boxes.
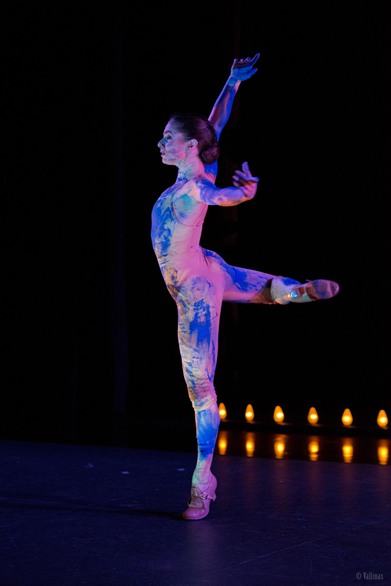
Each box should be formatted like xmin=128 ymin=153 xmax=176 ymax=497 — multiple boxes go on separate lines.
xmin=151 ymin=55 xmax=339 ymax=520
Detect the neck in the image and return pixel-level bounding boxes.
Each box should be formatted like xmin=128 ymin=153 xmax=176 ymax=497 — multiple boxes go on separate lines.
xmin=176 ymin=155 xmax=205 ymax=182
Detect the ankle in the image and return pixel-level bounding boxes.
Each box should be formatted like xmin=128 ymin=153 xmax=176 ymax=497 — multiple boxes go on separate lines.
xmin=271 ymin=276 xmax=301 ymax=305
xmin=192 ymin=471 xmax=211 ymax=488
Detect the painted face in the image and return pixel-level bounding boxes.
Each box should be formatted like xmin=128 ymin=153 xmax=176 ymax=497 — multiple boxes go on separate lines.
xmin=157 ymin=121 xmax=188 ymax=166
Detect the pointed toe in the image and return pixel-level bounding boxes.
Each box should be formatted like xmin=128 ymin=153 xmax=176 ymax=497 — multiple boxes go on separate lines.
xmin=289 ymin=279 xmax=340 ymax=301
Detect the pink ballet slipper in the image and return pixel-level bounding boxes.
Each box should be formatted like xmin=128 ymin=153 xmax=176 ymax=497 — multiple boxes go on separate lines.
xmin=289 ymin=279 xmax=340 ymax=301
xmin=182 ymin=473 xmax=217 ymax=521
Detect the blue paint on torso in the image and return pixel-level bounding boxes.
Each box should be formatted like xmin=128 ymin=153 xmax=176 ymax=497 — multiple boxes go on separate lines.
xmin=151 ymin=186 xmax=207 ymax=276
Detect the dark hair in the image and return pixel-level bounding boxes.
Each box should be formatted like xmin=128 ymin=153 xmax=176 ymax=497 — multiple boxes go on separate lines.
xmin=169 ymin=113 xmax=220 ymax=165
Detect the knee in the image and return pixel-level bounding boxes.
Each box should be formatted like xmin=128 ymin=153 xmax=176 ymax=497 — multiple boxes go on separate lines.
xmin=187 ymin=379 xmax=217 ymax=412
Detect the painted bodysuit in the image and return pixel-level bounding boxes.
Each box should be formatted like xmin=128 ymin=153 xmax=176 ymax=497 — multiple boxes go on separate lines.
xmin=151 ymin=181 xmax=284 ymax=414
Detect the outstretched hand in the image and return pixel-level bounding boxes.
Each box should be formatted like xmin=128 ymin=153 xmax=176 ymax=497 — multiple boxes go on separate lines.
xmin=230 ymin=53 xmax=260 ymax=81
xmin=232 ymin=162 xmax=259 ymax=200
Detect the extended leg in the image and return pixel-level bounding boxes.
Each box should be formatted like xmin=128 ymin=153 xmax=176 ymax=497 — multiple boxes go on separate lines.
xmin=223 ymin=265 xmax=339 ymax=304
xmin=223 ymin=265 xmax=299 ymax=304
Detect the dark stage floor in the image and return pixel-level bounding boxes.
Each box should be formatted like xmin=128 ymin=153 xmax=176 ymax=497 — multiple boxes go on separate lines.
xmin=1 ymin=437 xmax=390 ymax=586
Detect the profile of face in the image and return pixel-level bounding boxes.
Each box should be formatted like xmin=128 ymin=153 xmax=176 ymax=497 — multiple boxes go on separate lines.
xmin=157 ymin=121 xmax=198 ymax=166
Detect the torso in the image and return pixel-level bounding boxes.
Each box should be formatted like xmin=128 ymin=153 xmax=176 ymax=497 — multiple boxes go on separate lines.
xmin=151 ymin=180 xmax=208 ymax=279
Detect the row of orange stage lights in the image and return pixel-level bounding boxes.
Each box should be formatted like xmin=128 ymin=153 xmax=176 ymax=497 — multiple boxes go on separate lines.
xmin=216 ymin=431 xmax=390 ymax=465
xmin=218 ymin=404 xmax=389 ymax=428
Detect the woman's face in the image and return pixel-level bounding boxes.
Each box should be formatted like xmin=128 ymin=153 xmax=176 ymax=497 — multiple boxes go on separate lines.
xmin=157 ymin=121 xmax=188 ymax=166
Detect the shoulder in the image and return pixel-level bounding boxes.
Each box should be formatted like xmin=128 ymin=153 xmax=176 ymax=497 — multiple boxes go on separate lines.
xmin=173 ymin=176 xmax=214 ymax=200
xmin=185 ymin=176 xmax=220 ymax=206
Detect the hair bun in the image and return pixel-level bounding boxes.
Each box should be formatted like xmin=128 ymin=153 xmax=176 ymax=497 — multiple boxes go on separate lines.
xmin=200 ymin=143 xmax=220 ymax=165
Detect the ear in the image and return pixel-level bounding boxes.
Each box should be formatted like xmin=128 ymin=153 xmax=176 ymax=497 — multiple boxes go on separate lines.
xmin=187 ymin=139 xmax=198 ymax=150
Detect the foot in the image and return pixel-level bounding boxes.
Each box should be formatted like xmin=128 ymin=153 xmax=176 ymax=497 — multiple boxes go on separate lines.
xmin=289 ymin=279 xmax=339 ymax=302
xmin=271 ymin=276 xmax=339 ymax=304
xmin=182 ymin=473 xmax=217 ymax=521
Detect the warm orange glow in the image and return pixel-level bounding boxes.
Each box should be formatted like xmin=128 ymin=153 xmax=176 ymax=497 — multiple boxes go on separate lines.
xmin=217 ymin=431 xmax=228 ymax=456
xmin=219 ymin=403 xmax=227 ymax=420
xmin=342 ymin=441 xmax=354 ymax=463
xmin=273 ymin=405 xmax=284 ymax=423
xmin=308 ymin=440 xmax=319 ymax=460
xmin=378 ymin=446 xmax=389 ymax=465
xmin=245 ymin=432 xmax=256 ymax=457
xmin=218 ymin=438 xmax=227 ymax=455
xmin=342 ymin=408 xmax=353 ymax=426
xmin=246 ymin=440 xmax=255 ymax=456
xmin=245 ymin=404 xmax=255 ymax=422
xmin=274 ymin=441 xmax=285 ymax=459
xmin=377 ymin=409 xmax=388 ymax=428
xmin=307 ymin=407 xmax=319 ymax=425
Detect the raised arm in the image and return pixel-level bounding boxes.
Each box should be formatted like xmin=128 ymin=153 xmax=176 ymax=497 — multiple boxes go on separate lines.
xmin=190 ymin=162 xmax=259 ymax=207
xmin=208 ymin=53 xmax=260 ymax=140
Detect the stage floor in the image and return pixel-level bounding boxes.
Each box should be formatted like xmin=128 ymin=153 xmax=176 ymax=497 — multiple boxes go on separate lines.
xmin=1 ymin=439 xmax=390 ymax=585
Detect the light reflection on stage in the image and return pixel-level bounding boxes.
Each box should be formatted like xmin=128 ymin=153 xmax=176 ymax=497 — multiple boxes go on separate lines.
xmin=216 ymin=429 xmax=390 ymax=465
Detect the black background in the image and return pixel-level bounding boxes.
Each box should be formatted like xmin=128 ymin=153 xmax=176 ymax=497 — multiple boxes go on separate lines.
xmin=4 ymin=2 xmax=390 ymax=445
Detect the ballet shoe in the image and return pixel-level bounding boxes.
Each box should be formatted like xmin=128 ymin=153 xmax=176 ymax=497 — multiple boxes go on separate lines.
xmin=182 ymin=473 xmax=217 ymax=521
xmin=289 ymin=279 xmax=340 ymax=301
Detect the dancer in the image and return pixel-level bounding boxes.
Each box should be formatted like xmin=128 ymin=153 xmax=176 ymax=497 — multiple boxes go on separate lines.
xmin=151 ymin=55 xmax=339 ymax=521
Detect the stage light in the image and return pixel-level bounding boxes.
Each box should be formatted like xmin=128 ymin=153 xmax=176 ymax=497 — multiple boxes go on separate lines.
xmin=245 ymin=404 xmax=255 ymax=422
xmin=377 ymin=409 xmax=388 ymax=428
xmin=219 ymin=403 xmax=227 ymax=420
xmin=307 ymin=407 xmax=319 ymax=425
xmin=273 ymin=405 xmax=284 ymax=423
xmin=342 ymin=408 xmax=353 ymax=426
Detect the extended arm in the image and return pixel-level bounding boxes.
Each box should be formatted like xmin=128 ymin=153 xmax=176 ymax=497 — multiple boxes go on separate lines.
xmin=191 ymin=162 xmax=259 ymax=207
xmin=208 ymin=54 xmax=260 ymax=140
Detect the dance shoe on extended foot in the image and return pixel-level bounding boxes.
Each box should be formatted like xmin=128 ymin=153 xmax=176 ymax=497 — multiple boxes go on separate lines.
xmin=289 ymin=279 xmax=340 ymax=302
xmin=182 ymin=473 xmax=217 ymax=521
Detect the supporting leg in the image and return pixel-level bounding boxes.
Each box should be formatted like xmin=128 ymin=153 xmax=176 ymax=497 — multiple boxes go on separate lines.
xmin=181 ymin=401 xmax=220 ymax=521
xmin=192 ymin=400 xmax=220 ymax=487
xmin=175 ymin=275 xmax=223 ymax=520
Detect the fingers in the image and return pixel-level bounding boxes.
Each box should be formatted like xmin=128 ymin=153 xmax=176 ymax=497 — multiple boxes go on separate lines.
xmin=250 ymin=52 xmax=260 ymax=66
xmin=237 ymin=57 xmax=251 ymax=65
xmin=234 ymin=53 xmax=260 ymax=67
xmin=233 ymin=162 xmax=259 ymax=186
xmin=242 ymin=161 xmax=256 ymax=177
xmin=232 ymin=172 xmax=259 ymax=184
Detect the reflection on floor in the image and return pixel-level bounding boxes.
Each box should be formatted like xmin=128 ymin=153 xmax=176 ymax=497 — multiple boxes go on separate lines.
xmin=127 ymin=420 xmax=390 ymax=466
xmin=216 ymin=430 xmax=390 ymax=466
